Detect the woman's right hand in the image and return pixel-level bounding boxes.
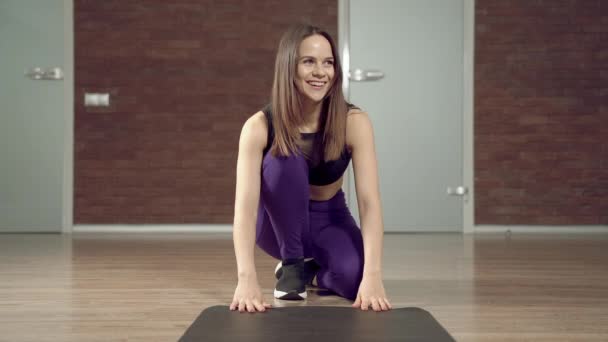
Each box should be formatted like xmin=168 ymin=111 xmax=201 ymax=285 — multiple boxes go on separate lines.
xmin=230 ymin=276 xmax=272 ymax=313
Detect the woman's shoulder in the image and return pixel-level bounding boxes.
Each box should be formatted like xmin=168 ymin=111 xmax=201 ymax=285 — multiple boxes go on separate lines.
xmin=345 ymin=106 xmax=372 ymax=149
xmin=240 ymin=111 xmax=269 ymax=151
xmin=346 ymin=105 xmax=368 ymax=121
xmin=247 ymin=110 xmax=270 ymax=135
xmin=248 ymin=110 xmax=267 ymax=125
xmin=346 ymin=103 xmax=366 ymax=117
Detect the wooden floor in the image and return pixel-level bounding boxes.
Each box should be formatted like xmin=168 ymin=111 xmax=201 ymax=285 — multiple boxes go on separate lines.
xmin=1 ymin=232 xmax=607 ymax=341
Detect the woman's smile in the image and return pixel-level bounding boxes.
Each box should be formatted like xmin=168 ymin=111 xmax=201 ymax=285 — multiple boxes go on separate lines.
xmin=306 ymin=80 xmax=327 ymax=90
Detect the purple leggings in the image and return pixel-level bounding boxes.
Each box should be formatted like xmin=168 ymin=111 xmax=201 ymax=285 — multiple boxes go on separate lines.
xmin=255 ymin=149 xmax=364 ymax=300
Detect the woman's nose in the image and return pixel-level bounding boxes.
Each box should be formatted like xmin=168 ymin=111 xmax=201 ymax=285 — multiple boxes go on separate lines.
xmin=312 ymin=63 xmax=325 ymax=77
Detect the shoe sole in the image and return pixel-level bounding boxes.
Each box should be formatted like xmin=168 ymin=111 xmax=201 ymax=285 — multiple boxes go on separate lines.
xmin=274 ymin=288 xmax=307 ymax=300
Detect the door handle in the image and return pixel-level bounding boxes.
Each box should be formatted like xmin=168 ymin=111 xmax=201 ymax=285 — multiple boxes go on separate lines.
xmin=24 ymin=67 xmax=64 ymax=80
xmin=349 ymin=69 xmax=384 ymax=82
xmin=447 ymin=186 xmax=468 ymax=196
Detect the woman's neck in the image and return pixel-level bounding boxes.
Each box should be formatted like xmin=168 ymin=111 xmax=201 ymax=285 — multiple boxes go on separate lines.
xmin=300 ymin=99 xmax=322 ymax=132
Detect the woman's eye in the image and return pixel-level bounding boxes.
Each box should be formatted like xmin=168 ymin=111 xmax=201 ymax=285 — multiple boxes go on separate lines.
xmin=324 ymin=60 xmax=334 ymax=66
xmin=303 ymin=59 xmax=314 ymax=65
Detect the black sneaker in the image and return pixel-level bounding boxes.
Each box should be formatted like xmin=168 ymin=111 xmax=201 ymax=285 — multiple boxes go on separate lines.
xmin=273 ymin=259 xmax=307 ymax=300
xmin=275 ymin=258 xmax=320 ymax=286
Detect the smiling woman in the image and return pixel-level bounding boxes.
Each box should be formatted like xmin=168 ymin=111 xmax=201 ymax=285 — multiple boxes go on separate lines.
xmin=294 ymin=37 xmax=335 ymax=107
xmin=266 ymin=25 xmax=348 ymax=162
xmin=230 ymin=24 xmax=391 ymax=314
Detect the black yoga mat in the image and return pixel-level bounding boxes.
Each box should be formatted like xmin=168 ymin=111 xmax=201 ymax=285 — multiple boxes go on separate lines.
xmin=179 ymin=305 xmax=456 ymax=342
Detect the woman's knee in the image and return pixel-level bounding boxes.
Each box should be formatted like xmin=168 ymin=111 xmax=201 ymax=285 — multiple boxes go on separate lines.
xmin=319 ymin=253 xmax=364 ymax=300
xmin=323 ymin=269 xmax=362 ymax=300
xmin=261 ymin=152 xmax=308 ymax=190
xmin=333 ymin=253 xmax=363 ymax=278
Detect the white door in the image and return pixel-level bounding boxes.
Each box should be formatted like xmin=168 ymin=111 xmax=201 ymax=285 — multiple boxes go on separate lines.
xmin=0 ymin=1 xmax=69 ymax=232
xmin=345 ymin=0 xmax=465 ymax=232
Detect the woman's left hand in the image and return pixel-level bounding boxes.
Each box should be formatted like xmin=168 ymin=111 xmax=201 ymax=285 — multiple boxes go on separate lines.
xmin=352 ymin=274 xmax=392 ymax=311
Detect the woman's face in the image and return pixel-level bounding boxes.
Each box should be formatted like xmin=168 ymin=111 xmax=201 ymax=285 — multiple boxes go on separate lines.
xmin=294 ymin=34 xmax=335 ymax=104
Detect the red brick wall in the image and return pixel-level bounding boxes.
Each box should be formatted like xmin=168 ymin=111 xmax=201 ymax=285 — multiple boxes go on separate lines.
xmin=475 ymin=0 xmax=608 ymax=225
xmin=74 ymin=1 xmax=337 ymax=223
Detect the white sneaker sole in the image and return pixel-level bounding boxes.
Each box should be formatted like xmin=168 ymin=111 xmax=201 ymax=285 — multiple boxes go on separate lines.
xmin=273 ymin=288 xmax=307 ymax=300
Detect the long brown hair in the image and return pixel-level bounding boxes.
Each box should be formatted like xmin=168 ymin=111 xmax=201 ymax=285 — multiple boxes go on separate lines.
xmin=269 ymin=24 xmax=349 ymax=162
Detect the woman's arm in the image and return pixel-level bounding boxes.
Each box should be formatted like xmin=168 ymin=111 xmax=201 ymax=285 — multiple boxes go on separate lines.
xmin=230 ymin=112 xmax=272 ymax=313
xmin=347 ymin=110 xmax=392 ymax=311
xmin=347 ymin=111 xmax=384 ymax=276
xmin=233 ymin=112 xmax=266 ymax=279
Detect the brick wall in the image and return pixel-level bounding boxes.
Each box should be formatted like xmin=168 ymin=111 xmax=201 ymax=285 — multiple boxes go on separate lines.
xmin=75 ymin=1 xmax=607 ymax=226
xmin=475 ymin=0 xmax=608 ymax=225
xmin=74 ymin=0 xmax=337 ymax=223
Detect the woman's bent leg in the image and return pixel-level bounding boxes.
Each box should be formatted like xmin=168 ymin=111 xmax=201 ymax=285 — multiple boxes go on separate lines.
xmin=309 ymin=191 xmax=364 ymax=300
xmin=255 ymin=151 xmax=311 ymax=260
xmin=314 ymin=222 xmax=364 ymax=300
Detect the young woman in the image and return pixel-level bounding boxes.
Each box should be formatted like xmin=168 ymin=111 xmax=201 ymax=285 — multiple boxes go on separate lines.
xmin=230 ymin=24 xmax=391 ymax=313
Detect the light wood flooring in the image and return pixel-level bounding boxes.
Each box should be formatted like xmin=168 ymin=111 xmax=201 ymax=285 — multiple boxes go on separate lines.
xmin=1 ymin=232 xmax=607 ymax=341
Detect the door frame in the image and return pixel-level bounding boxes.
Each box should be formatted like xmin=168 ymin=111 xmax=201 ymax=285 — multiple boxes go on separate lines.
xmin=62 ymin=0 xmax=74 ymax=233
xmin=339 ymin=0 xmax=475 ymax=234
